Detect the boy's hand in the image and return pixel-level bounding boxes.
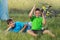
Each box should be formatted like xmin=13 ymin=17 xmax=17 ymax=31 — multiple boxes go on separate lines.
xmin=29 ymin=4 xmax=36 ymax=18
xmin=42 ymin=13 xmax=45 ymax=17
xmin=5 ymin=26 xmax=12 ymax=32
xmin=33 ymin=4 xmax=36 ymax=9
xmin=20 ymin=30 xmax=23 ymax=33
xmin=19 ymin=25 xmax=27 ymax=33
xmin=42 ymin=13 xmax=46 ymax=25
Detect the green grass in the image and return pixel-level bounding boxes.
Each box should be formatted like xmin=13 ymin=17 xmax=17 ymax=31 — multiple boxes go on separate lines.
xmin=0 ymin=13 xmax=60 ymax=40
xmin=0 ymin=0 xmax=60 ymax=40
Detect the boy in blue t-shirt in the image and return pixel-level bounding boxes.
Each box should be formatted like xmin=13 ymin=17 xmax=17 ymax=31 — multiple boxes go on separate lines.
xmin=5 ymin=18 xmax=37 ymax=37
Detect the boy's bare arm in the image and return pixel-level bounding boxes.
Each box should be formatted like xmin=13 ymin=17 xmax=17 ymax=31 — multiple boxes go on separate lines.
xmin=29 ymin=4 xmax=36 ymax=18
xmin=20 ymin=25 xmax=27 ymax=32
xmin=5 ymin=26 xmax=12 ymax=32
xmin=42 ymin=13 xmax=46 ymax=25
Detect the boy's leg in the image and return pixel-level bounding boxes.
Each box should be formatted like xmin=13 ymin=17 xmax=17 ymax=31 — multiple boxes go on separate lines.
xmin=43 ymin=30 xmax=55 ymax=37
xmin=26 ymin=22 xmax=37 ymax=37
xmin=27 ymin=30 xmax=37 ymax=37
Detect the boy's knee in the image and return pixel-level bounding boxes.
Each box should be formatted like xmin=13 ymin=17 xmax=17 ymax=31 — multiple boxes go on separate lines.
xmin=27 ymin=30 xmax=32 ymax=33
xmin=43 ymin=30 xmax=50 ymax=34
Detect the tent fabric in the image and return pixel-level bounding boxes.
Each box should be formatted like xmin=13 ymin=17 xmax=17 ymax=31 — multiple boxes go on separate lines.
xmin=0 ymin=0 xmax=9 ymax=20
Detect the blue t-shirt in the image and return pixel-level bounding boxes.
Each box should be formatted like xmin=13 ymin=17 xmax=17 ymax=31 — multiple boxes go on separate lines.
xmin=10 ymin=21 xmax=25 ymax=32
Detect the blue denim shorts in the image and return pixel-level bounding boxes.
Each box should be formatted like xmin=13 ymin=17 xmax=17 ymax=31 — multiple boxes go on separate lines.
xmin=23 ymin=22 xmax=31 ymax=32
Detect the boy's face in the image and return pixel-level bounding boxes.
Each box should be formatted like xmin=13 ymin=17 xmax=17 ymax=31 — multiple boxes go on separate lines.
xmin=35 ymin=11 xmax=41 ymax=17
xmin=9 ymin=21 xmax=14 ymax=27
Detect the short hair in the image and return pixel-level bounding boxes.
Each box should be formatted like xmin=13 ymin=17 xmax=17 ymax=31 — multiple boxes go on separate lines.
xmin=6 ymin=18 xmax=13 ymax=24
xmin=35 ymin=8 xmax=43 ymax=13
xmin=35 ymin=8 xmax=40 ymax=11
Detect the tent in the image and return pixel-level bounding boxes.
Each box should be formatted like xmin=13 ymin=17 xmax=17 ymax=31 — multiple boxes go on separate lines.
xmin=0 ymin=0 xmax=9 ymax=20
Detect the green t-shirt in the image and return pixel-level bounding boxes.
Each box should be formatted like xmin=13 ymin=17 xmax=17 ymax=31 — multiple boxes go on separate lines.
xmin=30 ymin=16 xmax=43 ymax=30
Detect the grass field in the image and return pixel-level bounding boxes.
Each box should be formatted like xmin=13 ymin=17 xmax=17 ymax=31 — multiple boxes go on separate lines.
xmin=0 ymin=13 xmax=60 ymax=40
xmin=0 ymin=0 xmax=60 ymax=40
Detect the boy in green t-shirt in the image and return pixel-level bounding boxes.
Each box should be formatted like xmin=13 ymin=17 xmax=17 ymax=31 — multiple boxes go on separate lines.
xmin=29 ymin=4 xmax=55 ymax=37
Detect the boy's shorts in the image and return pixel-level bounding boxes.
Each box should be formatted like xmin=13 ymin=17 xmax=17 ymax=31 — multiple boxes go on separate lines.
xmin=23 ymin=22 xmax=31 ymax=32
xmin=32 ymin=27 xmax=48 ymax=34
